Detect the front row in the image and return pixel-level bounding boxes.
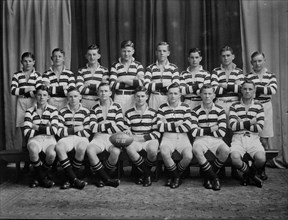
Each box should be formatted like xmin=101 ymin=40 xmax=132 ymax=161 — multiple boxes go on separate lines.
xmin=23 ymin=81 xmax=266 ymax=191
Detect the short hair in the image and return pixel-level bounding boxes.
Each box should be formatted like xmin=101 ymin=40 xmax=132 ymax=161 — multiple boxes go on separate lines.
xmin=98 ymin=82 xmax=111 ymax=91
xmin=135 ymin=86 xmax=148 ymax=95
xmin=251 ymin=51 xmax=265 ymax=59
xmin=167 ymin=82 xmax=180 ymax=91
xmin=87 ymin=44 xmax=100 ymax=52
xmin=21 ymin=52 xmax=35 ymax=61
xmin=52 ymin=48 xmax=65 ymax=56
xmin=156 ymin=41 xmax=170 ymax=51
xmin=67 ymin=86 xmax=79 ymax=94
xmin=200 ymin=84 xmax=215 ymax=93
xmin=188 ymin=48 xmax=202 ymax=57
xmin=121 ymin=40 xmax=134 ymax=49
xmin=242 ymin=79 xmax=255 ymax=88
xmin=220 ymin=46 xmax=234 ymax=55
xmin=35 ymin=85 xmax=49 ymax=94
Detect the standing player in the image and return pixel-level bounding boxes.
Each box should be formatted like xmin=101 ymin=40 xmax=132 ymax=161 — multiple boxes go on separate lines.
xmin=211 ymin=46 xmax=244 ymax=179
xmin=11 ymin=52 xmax=42 ymax=150
xmin=87 ymin=82 xmax=125 ymax=188
xmin=76 ymin=44 xmax=109 ymax=109
xmin=56 ymin=87 xmax=90 ymax=190
xmin=180 ymin=48 xmax=210 ymax=110
xmin=157 ymin=83 xmax=193 ymax=189
xmin=191 ymin=84 xmax=230 ymax=191
xmin=144 ymin=42 xmax=180 ymax=110
xmin=42 ymin=48 xmax=75 ymax=111
xmin=24 ymin=85 xmax=58 ymax=188
xmin=229 ymin=79 xmax=265 ymax=187
xmin=124 ymin=86 xmax=160 ymax=187
xmin=245 ymin=51 xmax=278 ymax=180
xmin=109 ymin=40 xmax=144 ymax=114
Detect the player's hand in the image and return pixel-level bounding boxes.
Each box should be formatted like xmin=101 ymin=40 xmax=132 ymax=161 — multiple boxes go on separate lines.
xmin=210 ymin=125 xmax=219 ymax=132
xmin=62 ymin=85 xmax=68 ymax=90
xmin=74 ymin=125 xmax=84 ymax=132
xmin=32 ymin=123 xmax=39 ymax=130
xmin=123 ymin=129 xmax=132 ymax=136
xmin=175 ymin=120 xmax=184 ymax=127
xmin=25 ymin=86 xmax=35 ymax=93
xmin=250 ymin=117 xmax=257 ymax=125
xmin=219 ymin=82 xmax=227 ymax=89
xmin=84 ymin=81 xmax=91 ymax=86
xmin=43 ymin=81 xmax=50 ymax=87
xmin=160 ymin=117 xmax=167 ymax=123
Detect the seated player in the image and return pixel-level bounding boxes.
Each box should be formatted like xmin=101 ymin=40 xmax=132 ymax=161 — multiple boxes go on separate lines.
xmin=124 ymin=86 xmax=160 ymax=187
xmin=87 ymin=82 xmax=125 ymax=187
xmin=157 ymin=83 xmax=193 ymax=189
xmin=191 ymin=84 xmax=230 ymax=191
xmin=56 ymin=87 xmax=90 ymax=190
xmin=229 ymin=79 xmax=265 ymax=188
xmin=24 ymin=85 xmax=58 ymax=188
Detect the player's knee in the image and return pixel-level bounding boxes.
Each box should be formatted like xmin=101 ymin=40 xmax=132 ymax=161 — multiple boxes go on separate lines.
xmin=27 ymin=143 xmax=39 ymax=155
xmin=159 ymin=145 xmax=170 ymax=157
xmin=110 ymin=146 xmax=121 ymax=157
xmin=230 ymin=151 xmax=241 ymax=162
xmin=76 ymin=142 xmax=87 ymax=155
xmin=192 ymin=144 xmax=203 ymax=157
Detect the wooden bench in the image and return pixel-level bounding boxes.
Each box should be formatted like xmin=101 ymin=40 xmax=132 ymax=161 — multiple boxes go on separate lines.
xmin=0 ymin=149 xmax=279 ymax=182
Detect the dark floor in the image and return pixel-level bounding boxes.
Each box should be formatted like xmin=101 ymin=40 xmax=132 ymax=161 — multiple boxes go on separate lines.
xmin=0 ymin=163 xmax=288 ymax=219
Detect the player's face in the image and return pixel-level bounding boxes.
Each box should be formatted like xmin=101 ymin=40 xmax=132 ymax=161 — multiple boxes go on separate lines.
xmin=251 ymin=54 xmax=265 ymax=72
xmin=167 ymin=87 xmax=181 ymax=104
xmin=21 ymin=57 xmax=35 ymax=72
xmin=120 ymin=46 xmax=134 ymax=62
xmin=51 ymin=51 xmax=65 ymax=66
xmin=241 ymin=83 xmax=255 ymax=100
xmin=201 ymin=88 xmax=215 ymax=105
xmin=156 ymin=45 xmax=170 ymax=62
xmin=36 ymin=90 xmax=49 ymax=106
xmin=220 ymin=51 xmax=234 ymax=66
xmin=135 ymin=91 xmax=148 ymax=107
xmin=98 ymin=85 xmax=112 ymax=101
xmin=188 ymin=52 xmax=202 ymax=68
xmin=67 ymin=90 xmax=81 ymax=106
xmin=86 ymin=49 xmax=100 ymax=64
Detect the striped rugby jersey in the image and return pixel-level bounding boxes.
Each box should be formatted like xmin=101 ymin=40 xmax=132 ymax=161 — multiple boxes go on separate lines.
xmin=125 ymin=106 xmax=160 ymax=141
xmin=157 ymin=102 xmax=193 ymax=133
xmin=58 ymin=104 xmax=90 ymax=138
xmin=90 ymin=100 xmax=125 ymax=134
xmin=42 ymin=67 xmax=75 ymax=97
xmin=109 ymin=58 xmax=144 ymax=91
xmin=144 ymin=61 xmax=180 ymax=93
xmin=229 ymin=100 xmax=264 ymax=133
xmin=191 ymin=103 xmax=226 ymax=138
xmin=211 ymin=64 xmax=244 ymax=96
xmin=24 ymin=104 xmax=58 ymax=139
xmin=245 ymin=69 xmax=277 ymax=102
xmin=180 ymin=66 xmax=211 ymax=97
xmin=11 ymin=69 xmax=42 ymax=97
xmin=76 ymin=64 xmax=109 ymax=95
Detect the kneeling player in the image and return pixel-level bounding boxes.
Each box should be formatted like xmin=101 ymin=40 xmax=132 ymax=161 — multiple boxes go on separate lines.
xmin=56 ymin=87 xmax=90 ymax=189
xmin=87 ymin=82 xmax=125 ymax=187
xmin=124 ymin=86 xmax=160 ymax=187
xmin=158 ymin=83 xmax=193 ymax=189
xmin=24 ymin=85 xmax=58 ymax=188
xmin=229 ymin=79 xmax=265 ymax=188
xmin=191 ymin=84 xmax=230 ymax=191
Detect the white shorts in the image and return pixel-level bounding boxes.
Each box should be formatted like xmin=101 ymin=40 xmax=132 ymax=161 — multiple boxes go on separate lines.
xmin=48 ymin=97 xmax=67 ymax=111
xmin=230 ymin=133 xmax=265 ymax=158
xmin=58 ymin=135 xmax=89 ymax=152
xmin=160 ymin=133 xmax=192 ymax=154
xmin=90 ymin=133 xmax=113 ymax=152
xmin=129 ymin=139 xmax=159 ymax=152
xmin=114 ymin=94 xmax=134 ymax=115
xmin=259 ymin=101 xmax=273 ymax=137
xmin=193 ymin=136 xmax=228 ymax=155
xmin=28 ymin=135 xmax=56 ymax=153
xmin=16 ymin=97 xmax=36 ymax=127
xmin=149 ymin=93 xmax=168 ymax=111
xmin=81 ymin=95 xmax=99 ymax=110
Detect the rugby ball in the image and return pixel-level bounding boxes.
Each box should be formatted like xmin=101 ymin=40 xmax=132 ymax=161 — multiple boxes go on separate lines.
xmin=109 ymin=132 xmax=134 ymax=148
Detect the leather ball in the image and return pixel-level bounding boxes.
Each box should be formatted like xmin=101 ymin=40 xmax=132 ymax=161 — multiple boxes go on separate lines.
xmin=109 ymin=132 xmax=134 ymax=148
